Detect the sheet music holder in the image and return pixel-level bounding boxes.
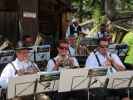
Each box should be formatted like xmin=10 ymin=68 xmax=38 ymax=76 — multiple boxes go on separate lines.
xmin=8 ymin=74 xmax=40 ymax=99
xmin=88 ymin=76 xmax=108 ymax=89
xmin=28 ymin=45 xmax=50 ymax=62
xmin=58 ymin=68 xmax=89 ymax=92
xmin=36 ymin=71 xmax=60 ymax=93
xmin=0 ymin=50 xmax=15 ymax=64
xmin=107 ymin=71 xmax=133 ymax=89
xmin=8 ymin=71 xmax=60 ymax=99
xmin=88 ymin=68 xmax=108 ymax=77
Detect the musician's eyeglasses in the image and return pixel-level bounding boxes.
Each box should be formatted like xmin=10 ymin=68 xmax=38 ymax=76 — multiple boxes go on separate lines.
xmin=59 ymin=46 xmax=69 ymax=50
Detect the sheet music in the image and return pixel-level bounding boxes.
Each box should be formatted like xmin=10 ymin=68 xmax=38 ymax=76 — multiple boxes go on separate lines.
xmin=8 ymin=74 xmax=39 ymax=99
xmin=58 ymin=68 xmax=89 ymax=92
xmin=28 ymin=45 xmax=50 ymax=62
xmin=0 ymin=50 xmax=15 ymax=64
xmin=7 ymin=71 xmax=59 ymax=99
xmin=89 ymin=76 xmax=107 ymax=89
xmin=107 ymin=71 xmax=133 ymax=89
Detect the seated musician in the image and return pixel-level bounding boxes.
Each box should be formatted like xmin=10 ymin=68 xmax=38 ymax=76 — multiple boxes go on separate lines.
xmin=47 ymin=39 xmax=88 ymax=100
xmin=0 ymin=47 xmax=40 ymax=99
xmin=85 ymin=37 xmax=125 ymax=73
xmin=0 ymin=47 xmax=40 ymax=86
xmin=47 ymin=39 xmax=79 ymax=72
xmin=85 ymin=38 xmax=130 ymax=100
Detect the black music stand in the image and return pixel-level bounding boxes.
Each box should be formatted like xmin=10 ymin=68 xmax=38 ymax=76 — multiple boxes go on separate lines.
xmin=107 ymin=71 xmax=133 ymax=99
xmin=87 ymin=69 xmax=109 ymax=100
xmin=58 ymin=68 xmax=89 ymax=100
xmin=58 ymin=68 xmax=89 ymax=92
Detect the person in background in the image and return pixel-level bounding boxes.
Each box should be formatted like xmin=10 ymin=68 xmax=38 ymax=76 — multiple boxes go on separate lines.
xmin=67 ymin=35 xmax=77 ymax=56
xmin=47 ymin=39 xmax=79 ymax=72
xmin=66 ymin=18 xmax=82 ymax=38
xmin=23 ymin=35 xmax=34 ymax=47
xmin=96 ymin=23 xmax=112 ymax=43
xmin=122 ymin=31 xmax=133 ymax=69
xmin=17 ymin=35 xmax=34 ymax=48
xmin=85 ymin=37 xmax=125 ymax=73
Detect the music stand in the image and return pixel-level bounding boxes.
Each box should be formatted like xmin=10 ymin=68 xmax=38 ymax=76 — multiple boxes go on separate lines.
xmin=58 ymin=68 xmax=89 ymax=92
xmin=107 ymin=71 xmax=133 ymax=99
xmin=8 ymin=74 xmax=40 ymax=99
xmin=36 ymin=71 xmax=60 ymax=93
xmin=87 ymin=68 xmax=109 ymax=99
xmin=8 ymin=71 xmax=60 ymax=99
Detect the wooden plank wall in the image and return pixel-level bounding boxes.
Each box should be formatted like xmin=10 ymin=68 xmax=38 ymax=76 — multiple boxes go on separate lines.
xmin=0 ymin=11 xmax=18 ymax=44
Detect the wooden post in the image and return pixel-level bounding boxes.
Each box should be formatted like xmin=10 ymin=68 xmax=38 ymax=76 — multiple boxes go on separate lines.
xmin=18 ymin=0 xmax=38 ymax=40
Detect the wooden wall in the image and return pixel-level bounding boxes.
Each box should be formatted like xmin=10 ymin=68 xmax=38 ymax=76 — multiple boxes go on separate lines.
xmin=0 ymin=0 xmax=71 ymax=44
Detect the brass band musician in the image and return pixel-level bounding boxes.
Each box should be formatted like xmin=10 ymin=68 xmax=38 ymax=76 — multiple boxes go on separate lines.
xmin=85 ymin=38 xmax=129 ymax=100
xmin=85 ymin=37 xmax=125 ymax=73
xmin=0 ymin=47 xmax=40 ymax=88
xmin=47 ymin=39 xmax=79 ymax=72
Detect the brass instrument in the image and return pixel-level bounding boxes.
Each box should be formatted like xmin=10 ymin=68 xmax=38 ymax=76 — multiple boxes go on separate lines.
xmin=16 ymin=64 xmax=40 ymax=76
xmin=56 ymin=55 xmax=75 ymax=69
xmin=0 ymin=40 xmax=10 ymax=50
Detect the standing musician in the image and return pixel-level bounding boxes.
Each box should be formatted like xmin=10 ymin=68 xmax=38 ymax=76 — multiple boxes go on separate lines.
xmin=47 ymin=39 xmax=79 ymax=72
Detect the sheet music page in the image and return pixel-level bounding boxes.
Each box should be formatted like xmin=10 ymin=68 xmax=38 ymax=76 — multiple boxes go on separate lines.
xmin=107 ymin=71 xmax=133 ymax=89
xmin=8 ymin=74 xmax=39 ymax=99
xmin=89 ymin=76 xmax=107 ymax=88
xmin=58 ymin=68 xmax=89 ymax=92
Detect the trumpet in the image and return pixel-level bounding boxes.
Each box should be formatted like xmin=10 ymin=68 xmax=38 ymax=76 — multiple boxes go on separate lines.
xmin=56 ymin=55 xmax=74 ymax=68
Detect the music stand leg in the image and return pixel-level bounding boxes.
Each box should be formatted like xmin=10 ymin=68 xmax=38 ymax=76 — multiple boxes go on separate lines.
xmin=33 ymin=79 xmax=38 ymax=100
xmin=88 ymin=91 xmax=89 ymax=100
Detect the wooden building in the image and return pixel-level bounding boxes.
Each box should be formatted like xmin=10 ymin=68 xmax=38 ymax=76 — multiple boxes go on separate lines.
xmin=0 ymin=0 xmax=72 ymax=45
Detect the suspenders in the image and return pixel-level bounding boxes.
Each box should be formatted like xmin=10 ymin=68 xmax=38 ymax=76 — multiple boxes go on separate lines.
xmin=93 ymin=51 xmax=102 ymax=66
xmin=93 ymin=51 xmax=112 ymax=66
xmin=10 ymin=63 xmax=17 ymax=74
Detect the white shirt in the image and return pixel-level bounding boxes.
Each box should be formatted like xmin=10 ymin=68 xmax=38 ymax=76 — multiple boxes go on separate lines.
xmin=85 ymin=51 xmax=125 ymax=74
xmin=69 ymin=46 xmax=76 ymax=56
xmin=95 ymin=32 xmax=109 ymax=39
xmin=0 ymin=58 xmax=38 ymax=88
xmin=47 ymin=56 xmax=79 ymax=72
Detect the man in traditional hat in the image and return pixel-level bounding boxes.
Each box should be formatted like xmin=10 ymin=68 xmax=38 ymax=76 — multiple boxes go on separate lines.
xmin=0 ymin=47 xmax=40 ymax=88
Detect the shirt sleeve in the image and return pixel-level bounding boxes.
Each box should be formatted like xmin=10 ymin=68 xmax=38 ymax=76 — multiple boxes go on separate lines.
xmin=0 ymin=63 xmax=16 ymax=84
xmin=46 ymin=59 xmax=55 ymax=72
xmin=72 ymin=57 xmax=79 ymax=66
xmin=85 ymin=53 xmax=99 ymax=69
xmin=111 ymin=53 xmax=125 ymax=68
